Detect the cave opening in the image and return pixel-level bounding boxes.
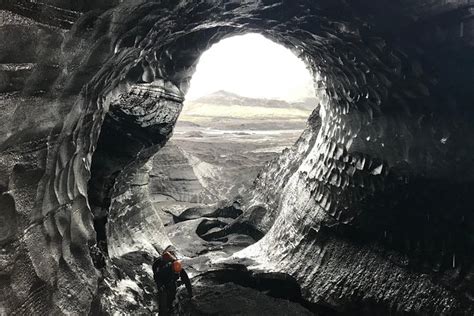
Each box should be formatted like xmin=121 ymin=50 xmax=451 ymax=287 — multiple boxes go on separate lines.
xmin=0 ymin=0 xmax=472 ymax=314
xmin=151 ymin=33 xmax=319 ymax=208
xmin=21 ymin=1 xmax=470 ymax=314
xmin=86 ymin=31 xmax=323 ymax=266
xmin=84 ymin=27 xmax=327 ymax=313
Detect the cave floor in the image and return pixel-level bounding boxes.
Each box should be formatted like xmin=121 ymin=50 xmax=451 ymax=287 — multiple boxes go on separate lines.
xmin=155 ymin=203 xmax=318 ymax=315
xmin=101 ymin=201 xmax=324 ymax=315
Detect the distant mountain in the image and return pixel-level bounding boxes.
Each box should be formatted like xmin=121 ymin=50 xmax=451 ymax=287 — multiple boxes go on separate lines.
xmin=179 ymin=90 xmax=317 ymax=127
xmin=185 ymin=90 xmax=317 ymax=112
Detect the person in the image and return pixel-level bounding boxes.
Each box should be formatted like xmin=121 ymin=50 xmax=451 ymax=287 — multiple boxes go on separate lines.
xmin=152 ymin=247 xmax=192 ymax=315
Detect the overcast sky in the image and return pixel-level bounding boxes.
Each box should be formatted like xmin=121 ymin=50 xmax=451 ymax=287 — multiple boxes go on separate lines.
xmin=185 ymin=33 xmax=315 ymax=102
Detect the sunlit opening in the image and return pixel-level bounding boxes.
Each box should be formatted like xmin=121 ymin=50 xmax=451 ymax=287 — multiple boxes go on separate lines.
xmin=186 ymin=33 xmax=314 ymax=102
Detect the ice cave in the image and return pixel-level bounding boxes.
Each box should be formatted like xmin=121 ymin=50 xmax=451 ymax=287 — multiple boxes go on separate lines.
xmin=0 ymin=0 xmax=473 ymax=315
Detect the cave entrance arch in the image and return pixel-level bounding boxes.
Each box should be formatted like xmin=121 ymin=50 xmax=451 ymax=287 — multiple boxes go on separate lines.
xmin=84 ymin=21 xmax=329 ymax=262
xmin=23 ymin=1 xmax=473 ymax=314
xmin=84 ymin=28 xmax=327 ymax=314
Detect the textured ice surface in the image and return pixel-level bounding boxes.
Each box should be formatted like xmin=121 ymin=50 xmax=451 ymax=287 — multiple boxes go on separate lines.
xmin=1 ymin=0 xmax=473 ymax=314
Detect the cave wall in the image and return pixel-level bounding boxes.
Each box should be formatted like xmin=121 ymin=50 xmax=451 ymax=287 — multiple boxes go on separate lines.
xmin=0 ymin=0 xmax=473 ymax=314
xmin=147 ymin=142 xmax=206 ymax=203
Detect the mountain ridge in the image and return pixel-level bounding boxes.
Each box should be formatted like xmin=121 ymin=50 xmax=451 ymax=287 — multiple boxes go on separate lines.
xmin=185 ymin=90 xmax=317 ymax=112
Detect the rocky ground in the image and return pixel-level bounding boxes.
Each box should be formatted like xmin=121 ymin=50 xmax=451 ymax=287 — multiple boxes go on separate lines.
xmin=97 ymin=201 xmax=321 ymax=315
xmin=149 ymin=126 xmax=305 ymax=203
xmin=148 ymin=90 xmax=313 ymax=205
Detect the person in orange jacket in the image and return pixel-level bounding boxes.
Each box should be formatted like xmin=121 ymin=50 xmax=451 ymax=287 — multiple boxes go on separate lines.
xmin=152 ymin=247 xmax=192 ymax=315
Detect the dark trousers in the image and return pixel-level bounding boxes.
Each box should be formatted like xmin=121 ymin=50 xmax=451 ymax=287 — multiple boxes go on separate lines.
xmin=158 ymin=283 xmax=177 ymax=316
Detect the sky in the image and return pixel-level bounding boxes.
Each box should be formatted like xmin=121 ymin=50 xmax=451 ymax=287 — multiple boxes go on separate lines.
xmin=185 ymin=33 xmax=315 ymax=102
